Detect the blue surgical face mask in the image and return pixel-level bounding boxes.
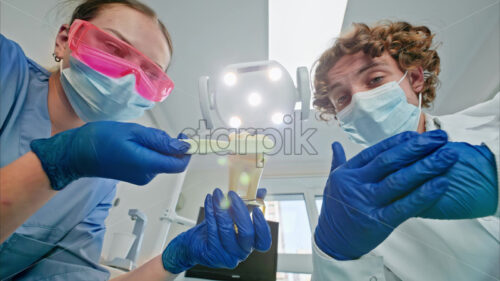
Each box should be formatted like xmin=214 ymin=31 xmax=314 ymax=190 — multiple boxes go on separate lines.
xmin=60 ymin=56 xmax=155 ymax=122
xmin=336 ymin=72 xmax=422 ymax=147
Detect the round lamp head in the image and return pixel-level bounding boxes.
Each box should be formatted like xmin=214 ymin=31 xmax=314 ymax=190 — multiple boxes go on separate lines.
xmin=213 ymin=61 xmax=297 ymax=128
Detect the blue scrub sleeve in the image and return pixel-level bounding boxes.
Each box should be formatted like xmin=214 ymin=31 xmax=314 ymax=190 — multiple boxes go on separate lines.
xmin=12 ymin=184 xmax=117 ymax=280
xmin=0 ymin=34 xmax=29 ymax=134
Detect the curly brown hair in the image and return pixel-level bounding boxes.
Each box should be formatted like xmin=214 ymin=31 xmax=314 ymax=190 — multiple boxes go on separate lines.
xmin=313 ymin=21 xmax=441 ymax=120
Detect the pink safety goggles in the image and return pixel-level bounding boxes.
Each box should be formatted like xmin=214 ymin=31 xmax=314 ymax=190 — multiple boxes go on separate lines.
xmin=68 ymin=19 xmax=174 ymax=102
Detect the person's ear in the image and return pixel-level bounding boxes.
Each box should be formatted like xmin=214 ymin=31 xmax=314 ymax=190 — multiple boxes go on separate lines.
xmin=408 ymin=67 xmax=424 ymax=93
xmin=53 ymin=24 xmax=69 ymax=60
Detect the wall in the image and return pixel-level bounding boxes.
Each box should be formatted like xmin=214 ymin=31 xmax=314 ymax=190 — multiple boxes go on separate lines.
xmin=0 ymin=0 xmax=63 ymax=68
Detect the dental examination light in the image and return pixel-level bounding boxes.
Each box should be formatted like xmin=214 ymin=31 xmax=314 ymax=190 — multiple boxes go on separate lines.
xmin=199 ymin=60 xmax=311 ymax=129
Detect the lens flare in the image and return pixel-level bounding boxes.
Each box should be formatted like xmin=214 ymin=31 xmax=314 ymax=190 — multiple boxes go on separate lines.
xmin=271 ymin=112 xmax=284 ymax=124
xmin=229 ymin=116 xmax=242 ymax=128
xmin=248 ymin=92 xmax=262 ymax=106
xmin=224 ymin=72 xmax=237 ymax=86
xmin=268 ymin=67 xmax=282 ymax=81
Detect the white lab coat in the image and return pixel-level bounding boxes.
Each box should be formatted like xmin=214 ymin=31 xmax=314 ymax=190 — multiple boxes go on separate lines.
xmin=312 ymin=93 xmax=500 ymax=281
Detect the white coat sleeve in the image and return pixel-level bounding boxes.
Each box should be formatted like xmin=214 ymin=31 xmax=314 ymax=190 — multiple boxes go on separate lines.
xmin=311 ymin=236 xmax=387 ymax=281
xmin=468 ymin=93 xmax=500 ymax=217
xmin=437 ymin=93 xmax=500 ymax=216
xmin=482 ymin=94 xmax=500 ymax=216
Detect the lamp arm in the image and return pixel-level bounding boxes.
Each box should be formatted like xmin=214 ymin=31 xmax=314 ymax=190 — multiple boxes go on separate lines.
xmin=296 ymin=66 xmax=311 ymax=120
xmin=198 ymin=76 xmax=214 ymax=129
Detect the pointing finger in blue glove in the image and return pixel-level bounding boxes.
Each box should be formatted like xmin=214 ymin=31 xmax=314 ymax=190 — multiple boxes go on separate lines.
xmin=162 ymin=188 xmax=272 ymax=274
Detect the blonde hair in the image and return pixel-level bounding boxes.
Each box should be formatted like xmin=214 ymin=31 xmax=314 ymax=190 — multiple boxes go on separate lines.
xmin=313 ymin=21 xmax=440 ymax=120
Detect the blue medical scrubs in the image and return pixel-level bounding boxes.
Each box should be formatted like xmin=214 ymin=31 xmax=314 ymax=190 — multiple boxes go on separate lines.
xmin=0 ymin=34 xmax=117 ymax=280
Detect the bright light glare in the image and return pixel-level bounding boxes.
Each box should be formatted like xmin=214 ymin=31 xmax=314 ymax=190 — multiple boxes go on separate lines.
xmin=217 ymin=157 xmax=227 ymax=166
xmin=271 ymin=112 xmax=284 ymax=124
xmin=294 ymin=102 xmax=302 ymax=110
xmin=268 ymin=67 xmax=282 ymax=81
xmin=247 ymin=92 xmax=262 ymax=106
xmin=224 ymin=72 xmax=237 ymax=86
xmin=229 ymin=116 xmax=242 ymax=128
xmin=239 ymin=172 xmax=250 ymax=186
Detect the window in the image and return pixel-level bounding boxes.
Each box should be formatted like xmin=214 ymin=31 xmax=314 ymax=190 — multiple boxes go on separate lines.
xmin=315 ymin=196 xmax=323 ymax=213
xmin=260 ymin=176 xmax=327 ymax=274
xmin=265 ymin=194 xmax=312 ymax=254
xmin=277 ymin=272 xmax=311 ymax=281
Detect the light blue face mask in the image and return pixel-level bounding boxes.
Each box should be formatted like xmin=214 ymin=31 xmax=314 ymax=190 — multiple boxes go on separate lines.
xmin=60 ymin=56 xmax=155 ymax=122
xmin=336 ymin=72 xmax=422 ymax=147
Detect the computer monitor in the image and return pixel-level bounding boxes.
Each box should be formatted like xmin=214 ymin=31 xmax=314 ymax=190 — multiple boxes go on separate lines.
xmin=185 ymin=207 xmax=279 ymax=281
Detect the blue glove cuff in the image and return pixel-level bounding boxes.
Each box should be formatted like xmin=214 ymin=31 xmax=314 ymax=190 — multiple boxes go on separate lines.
xmin=314 ymin=222 xmax=354 ymax=261
xmin=30 ymin=135 xmax=80 ymax=190
xmin=161 ymin=236 xmax=195 ymax=274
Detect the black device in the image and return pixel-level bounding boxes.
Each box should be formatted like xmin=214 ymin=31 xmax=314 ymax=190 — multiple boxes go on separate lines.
xmin=185 ymin=207 xmax=279 ymax=281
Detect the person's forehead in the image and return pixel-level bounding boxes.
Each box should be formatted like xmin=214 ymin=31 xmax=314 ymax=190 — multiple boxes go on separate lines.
xmin=89 ymin=4 xmax=170 ymax=70
xmin=326 ymin=52 xmax=396 ymax=84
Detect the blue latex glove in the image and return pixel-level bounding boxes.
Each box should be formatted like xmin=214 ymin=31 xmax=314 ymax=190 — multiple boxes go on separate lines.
xmin=419 ymin=142 xmax=498 ymax=219
xmin=30 ymin=121 xmax=191 ymax=189
xmin=315 ymin=130 xmax=458 ymax=260
xmin=162 ymin=188 xmax=271 ymax=274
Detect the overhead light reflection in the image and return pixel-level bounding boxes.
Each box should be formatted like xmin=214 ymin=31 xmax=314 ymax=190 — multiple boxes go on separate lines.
xmin=271 ymin=112 xmax=284 ymax=124
xmin=224 ymin=72 xmax=237 ymax=86
xmin=248 ymin=92 xmax=262 ymax=106
xmin=268 ymin=67 xmax=282 ymax=81
xmin=229 ymin=116 xmax=242 ymax=128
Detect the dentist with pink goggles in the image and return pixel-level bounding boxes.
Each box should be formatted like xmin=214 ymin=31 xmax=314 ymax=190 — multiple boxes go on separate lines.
xmin=0 ymin=2 xmax=271 ymax=280
xmin=62 ymin=19 xmax=175 ymax=121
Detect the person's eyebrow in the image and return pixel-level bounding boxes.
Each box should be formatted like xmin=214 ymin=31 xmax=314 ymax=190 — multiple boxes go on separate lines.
xmin=103 ymin=27 xmax=133 ymax=47
xmin=327 ymin=82 xmax=342 ymax=92
xmin=104 ymin=27 xmax=167 ymax=71
xmin=356 ymin=61 xmax=387 ymax=75
xmin=327 ymin=62 xmax=389 ymax=91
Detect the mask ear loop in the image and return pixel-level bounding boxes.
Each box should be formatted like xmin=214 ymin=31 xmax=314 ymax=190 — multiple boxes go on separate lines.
xmin=400 ymin=70 xmax=421 ymax=110
xmin=402 ymin=71 xmax=422 ymax=130
xmin=414 ymin=92 xmax=423 ymax=132
xmin=59 ymin=58 xmax=64 ymax=74
xmin=398 ymin=71 xmax=408 ymax=84
xmin=418 ymin=92 xmax=422 ymax=111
